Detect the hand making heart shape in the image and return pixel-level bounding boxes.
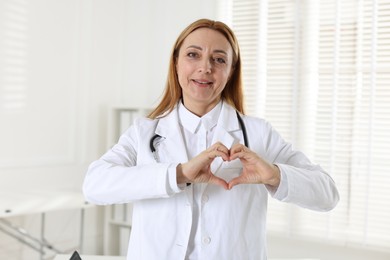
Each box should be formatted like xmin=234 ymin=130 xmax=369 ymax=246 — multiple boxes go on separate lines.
xmin=176 ymin=142 xmax=281 ymax=190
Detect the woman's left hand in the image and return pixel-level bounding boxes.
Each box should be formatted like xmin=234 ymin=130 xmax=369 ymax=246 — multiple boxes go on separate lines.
xmin=228 ymin=143 xmax=281 ymax=190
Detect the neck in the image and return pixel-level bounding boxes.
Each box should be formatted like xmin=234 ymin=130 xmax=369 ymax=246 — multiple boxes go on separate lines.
xmin=182 ymin=98 xmax=221 ymax=117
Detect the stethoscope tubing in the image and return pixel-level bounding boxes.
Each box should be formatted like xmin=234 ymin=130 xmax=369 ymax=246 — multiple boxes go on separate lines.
xmin=235 ymin=111 xmax=248 ymax=148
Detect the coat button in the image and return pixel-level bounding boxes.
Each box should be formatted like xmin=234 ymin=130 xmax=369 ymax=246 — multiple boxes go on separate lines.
xmin=202 ymin=236 xmax=211 ymax=245
xmin=201 ymin=195 xmax=209 ymax=203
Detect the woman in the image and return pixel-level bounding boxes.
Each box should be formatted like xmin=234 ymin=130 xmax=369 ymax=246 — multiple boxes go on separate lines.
xmin=83 ymin=19 xmax=339 ymax=260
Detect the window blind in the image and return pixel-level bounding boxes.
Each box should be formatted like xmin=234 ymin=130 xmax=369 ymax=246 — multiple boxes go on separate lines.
xmin=217 ymin=0 xmax=390 ymax=251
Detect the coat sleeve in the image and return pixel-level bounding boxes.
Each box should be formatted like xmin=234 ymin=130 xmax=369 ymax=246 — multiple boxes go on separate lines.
xmin=255 ymin=118 xmax=339 ymax=211
xmin=82 ymin=119 xmax=181 ymax=205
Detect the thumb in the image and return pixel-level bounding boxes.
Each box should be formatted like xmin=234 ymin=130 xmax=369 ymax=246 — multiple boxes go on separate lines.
xmin=210 ymin=175 xmax=229 ymax=190
xmin=228 ymin=176 xmax=244 ymax=190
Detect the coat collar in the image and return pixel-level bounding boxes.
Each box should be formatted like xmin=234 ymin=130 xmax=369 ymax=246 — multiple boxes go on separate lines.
xmin=155 ymin=101 xmax=241 ymax=146
xmin=154 ymin=105 xmax=188 ymax=164
xmin=211 ymin=101 xmax=241 ymax=148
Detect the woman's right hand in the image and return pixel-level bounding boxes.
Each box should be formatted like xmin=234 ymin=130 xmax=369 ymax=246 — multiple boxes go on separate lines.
xmin=176 ymin=142 xmax=230 ymax=190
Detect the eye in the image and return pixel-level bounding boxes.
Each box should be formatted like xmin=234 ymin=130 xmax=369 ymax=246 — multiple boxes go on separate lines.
xmin=187 ymin=52 xmax=199 ymax=58
xmin=214 ymin=57 xmax=226 ymax=64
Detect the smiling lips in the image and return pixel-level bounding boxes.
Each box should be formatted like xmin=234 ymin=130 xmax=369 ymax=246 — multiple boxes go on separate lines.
xmin=192 ymin=79 xmax=213 ymax=87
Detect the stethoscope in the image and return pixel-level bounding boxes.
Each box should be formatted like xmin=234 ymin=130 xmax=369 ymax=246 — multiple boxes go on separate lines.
xmin=150 ymin=111 xmax=248 ymax=162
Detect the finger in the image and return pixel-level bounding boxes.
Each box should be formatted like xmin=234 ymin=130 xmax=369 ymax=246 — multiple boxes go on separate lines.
xmin=212 ymin=141 xmax=227 ymax=148
xmin=218 ymin=146 xmax=230 ymax=155
xmin=231 ymin=142 xmax=245 ymax=150
xmin=229 ymin=149 xmax=246 ymax=161
xmin=228 ymin=176 xmax=244 ymax=190
xmin=211 ymin=142 xmax=230 ymax=153
xmin=210 ymin=175 xmax=229 ymax=190
xmin=230 ymin=143 xmax=247 ymax=155
xmin=209 ymin=147 xmax=230 ymax=161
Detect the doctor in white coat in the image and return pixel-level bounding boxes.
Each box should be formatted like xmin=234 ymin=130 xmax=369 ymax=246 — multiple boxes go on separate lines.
xmin=83 ymin=19 xmax=339 ymax=260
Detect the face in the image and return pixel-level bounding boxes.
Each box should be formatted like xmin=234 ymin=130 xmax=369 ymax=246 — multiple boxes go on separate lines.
xmin=176 ymin=28 xmax=234 ymax=115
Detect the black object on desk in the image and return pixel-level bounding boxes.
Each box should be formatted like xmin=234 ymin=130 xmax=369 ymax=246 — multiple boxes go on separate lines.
xmin=70 ymin=251 xmax=82 ymax=260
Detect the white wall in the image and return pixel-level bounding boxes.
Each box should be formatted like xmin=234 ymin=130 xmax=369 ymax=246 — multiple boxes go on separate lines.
xmin=0 ymin=0 xmax=218 ymax=259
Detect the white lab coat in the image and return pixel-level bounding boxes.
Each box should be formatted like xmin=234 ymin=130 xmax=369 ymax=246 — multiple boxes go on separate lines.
xmin=83 ymin=102 xmax=339 ymax=260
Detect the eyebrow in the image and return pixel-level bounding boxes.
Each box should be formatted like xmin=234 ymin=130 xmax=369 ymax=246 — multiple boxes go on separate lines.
xmin=186 ymin=45 xmax=228 ymax=56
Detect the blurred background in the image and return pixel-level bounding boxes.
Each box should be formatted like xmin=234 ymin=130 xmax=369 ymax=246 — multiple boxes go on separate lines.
xmin=0 ymin=0 xmax=389 ymax=259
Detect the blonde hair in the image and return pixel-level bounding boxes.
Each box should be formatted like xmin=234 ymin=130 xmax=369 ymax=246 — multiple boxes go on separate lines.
xmin=148 ymin=19 xmax=244 ymax=119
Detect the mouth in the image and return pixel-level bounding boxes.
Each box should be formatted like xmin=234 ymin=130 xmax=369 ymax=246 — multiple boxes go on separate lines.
xmin=192 ymin=79 xmax=213 ymax=87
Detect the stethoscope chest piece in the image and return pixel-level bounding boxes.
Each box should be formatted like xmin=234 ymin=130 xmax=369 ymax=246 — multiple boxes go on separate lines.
xmin=150 ymin=134 xmax=163 ymax=162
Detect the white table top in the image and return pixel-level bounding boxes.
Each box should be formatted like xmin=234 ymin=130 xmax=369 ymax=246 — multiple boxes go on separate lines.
xmin=0 ymin=189 xmax=90 ymax=217
xmin=54 ymin=256 xmax=317 ymax=260
xmin=54 ymin=254 xmax=125 ymax=260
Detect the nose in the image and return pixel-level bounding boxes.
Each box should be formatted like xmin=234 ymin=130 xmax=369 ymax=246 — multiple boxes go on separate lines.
xmin=198 ymin=58 xmax=212 ymax=73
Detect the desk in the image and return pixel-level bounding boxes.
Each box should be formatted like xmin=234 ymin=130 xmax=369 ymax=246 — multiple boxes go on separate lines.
xmin=54 ymin=254 xmax=125 ymax=260
xmin=0 ymin=189 xmax=90 ymax=259
xmin=54 ymin=257 xmax=317 ymax=260
xmin=0 ymin=189 xmax=88 ymax=217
